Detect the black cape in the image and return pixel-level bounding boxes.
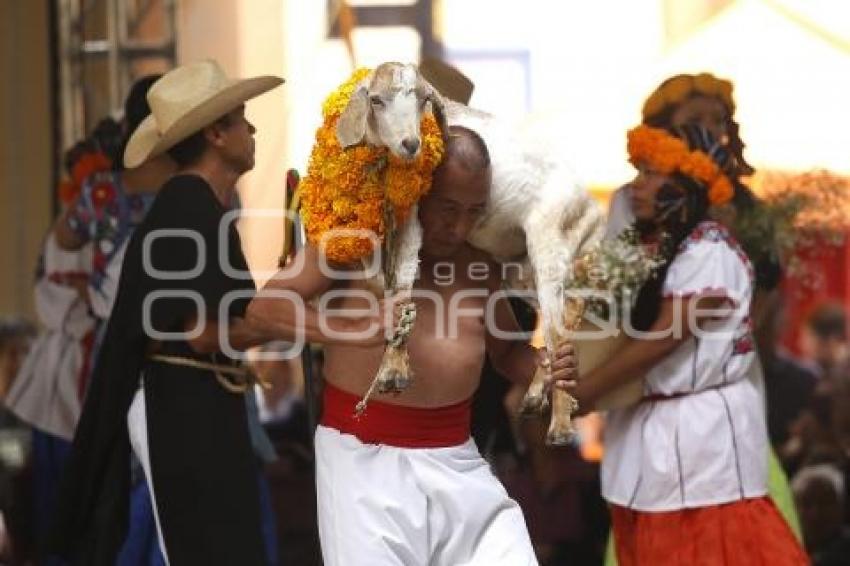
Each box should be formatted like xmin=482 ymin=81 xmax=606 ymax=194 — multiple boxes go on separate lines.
xmin=50 ymin=175 xmax=266 ymax=565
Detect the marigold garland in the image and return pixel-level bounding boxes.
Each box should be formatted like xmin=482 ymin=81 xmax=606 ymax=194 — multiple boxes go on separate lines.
xmin=627 ymin=125 xmax=734 ymax=206
xmin=299 ymin=68 xmax=445 ymax=264
xmin=641 ymin=73 xmax=734 ymax=121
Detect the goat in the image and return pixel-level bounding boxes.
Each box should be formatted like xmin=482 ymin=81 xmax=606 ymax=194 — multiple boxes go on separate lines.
xmin=337 ymin=62 xmax=605 ymax=443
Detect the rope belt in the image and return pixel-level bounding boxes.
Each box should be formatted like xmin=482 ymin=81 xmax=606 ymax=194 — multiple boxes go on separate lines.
xmin=148 ymin=353 xmax=270 ymax=394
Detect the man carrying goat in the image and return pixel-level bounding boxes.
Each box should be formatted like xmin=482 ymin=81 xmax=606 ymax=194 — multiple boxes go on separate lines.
xmin=248 ymin=127 xmax=576 ymax=566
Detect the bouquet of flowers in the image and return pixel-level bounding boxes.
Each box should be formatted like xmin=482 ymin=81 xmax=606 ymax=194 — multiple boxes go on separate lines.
xmin=562 ymin=228 xmax=665 ymax=410
xmin=568 ymin=227 xmax=666 ymax=321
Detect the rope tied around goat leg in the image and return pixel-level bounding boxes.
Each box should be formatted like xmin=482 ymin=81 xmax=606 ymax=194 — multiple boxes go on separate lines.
xmin=355 ymin=299 xmax=417 ymax=416
xmin=354 ymin=192 xmax=420 ymax=417
xmin=388 ymin=302 xmax=417 ymax=347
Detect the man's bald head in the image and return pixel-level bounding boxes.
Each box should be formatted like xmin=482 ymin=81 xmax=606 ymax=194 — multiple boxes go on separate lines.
xmin=442 ymin=125 xmax=490 ymax=173
xmin=419 ymin=126 xmax=491 ymax=259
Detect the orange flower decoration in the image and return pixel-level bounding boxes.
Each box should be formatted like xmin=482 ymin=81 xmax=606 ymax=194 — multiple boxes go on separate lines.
xmin=627 ymin=125 xmax=733 ymax=206
xmin=641 ymin=73 xmax=735 ymax=121
xmin=299 ymin=69 xmax=445 ymax=264
xmin=57 ymin=150 xmax=112 ymax=205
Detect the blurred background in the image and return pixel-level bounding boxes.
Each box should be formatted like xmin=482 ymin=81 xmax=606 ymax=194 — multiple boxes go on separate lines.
xmin=2 ymin=1 xmax=850 ymax=564
xmin=4 ymin=0 xmax=850 ymax=315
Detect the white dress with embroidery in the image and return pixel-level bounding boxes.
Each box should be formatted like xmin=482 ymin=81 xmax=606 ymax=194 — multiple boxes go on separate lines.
xmin=601 ymin=221 xmax=769 ymax=512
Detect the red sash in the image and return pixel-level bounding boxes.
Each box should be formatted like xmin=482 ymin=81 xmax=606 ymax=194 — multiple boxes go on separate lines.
xmin=321 ymin=382 xmax=472 ymax=448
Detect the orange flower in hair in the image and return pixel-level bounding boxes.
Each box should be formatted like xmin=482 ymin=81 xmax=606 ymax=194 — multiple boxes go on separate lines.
xmin=641 ymin=73 xmax=736 ymax=121
xmin=627 ymin=125 xmax=734 ymax=206
xmin=708 ymin=176 xmax=734 ymax=205
xmin=57 ymin=150 xmax=112 ymax=205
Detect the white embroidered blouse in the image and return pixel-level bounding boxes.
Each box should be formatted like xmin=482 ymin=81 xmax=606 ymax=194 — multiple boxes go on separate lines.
xmin=601 ymin=221 xmax=769 ymax=511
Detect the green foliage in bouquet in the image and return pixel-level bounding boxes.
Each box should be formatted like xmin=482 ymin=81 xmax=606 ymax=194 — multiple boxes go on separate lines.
xmin=567 ymin=228 xmax=666 ymax=320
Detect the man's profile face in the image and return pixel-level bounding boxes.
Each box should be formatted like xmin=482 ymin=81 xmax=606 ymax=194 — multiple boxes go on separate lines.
xmin=219 ymin=105 xmax=256 ymax=174
xmin=418 ymin=158 xmax=490 ymax=260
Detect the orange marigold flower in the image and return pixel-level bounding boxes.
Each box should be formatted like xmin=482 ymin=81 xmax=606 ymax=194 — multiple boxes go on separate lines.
xmin=58 ymin=179 xmax=79 ymax=205
xmin=642 ymin=73 xmax=736 ymax=120
xmin=708 ymin=177 xmax=734 ymax=206
xmin=627 ymin=125 xmax=733 ymax=206
xmin=71 ymin=151 xmax=112 ymax=185
xmin=300 ymin=68 xmax=445 ymax=264
xmin=660 ymin=75 xmax=693 ymax=106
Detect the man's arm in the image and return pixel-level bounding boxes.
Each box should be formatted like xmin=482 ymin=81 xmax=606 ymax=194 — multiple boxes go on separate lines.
xmin=245 ymin=244 xmax=390 ymax=348
xmin=484 ymin=279 xmax=576 ymax=387
xmin=183 ymin=316 xmax=272 ymax=354
xmin=485 ymin=291 xmax=540 ymax=386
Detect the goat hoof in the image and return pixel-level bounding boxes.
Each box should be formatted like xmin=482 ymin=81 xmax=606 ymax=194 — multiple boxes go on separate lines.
xmin=374 ymin=344 xmax=413 ymax=394
xmin=518 ymin=391 xmax=548 ymax=416
xmin=375 ymin=368 xmax=411 ymax=394
xmin=545 ymin=426 xmax=574 ymax=446
xmin=391 ymin=373 xmax=411 ymax=392
xmin=376 ymin=371 xmax=402 ymax=394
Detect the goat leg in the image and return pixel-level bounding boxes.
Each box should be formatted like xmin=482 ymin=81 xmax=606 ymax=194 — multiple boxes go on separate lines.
xmin=518 ymin=364 xmax=550 ymax=415
xmin=356 ymin=300 xmax=416 ymax=414
xmin=546 ymin=388 xmax=580 ymax=445
xmin=376 ymin=344 xmax=412 ymax=393
xmin=545 ymin=296 xmax=585 ymax=446
xmin=356 ymin=345 xmax=413 ymax=416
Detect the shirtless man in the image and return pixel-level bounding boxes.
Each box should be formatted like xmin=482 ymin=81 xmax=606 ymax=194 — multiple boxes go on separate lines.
xmin=247 ymin=126 xmax=575 ymax=566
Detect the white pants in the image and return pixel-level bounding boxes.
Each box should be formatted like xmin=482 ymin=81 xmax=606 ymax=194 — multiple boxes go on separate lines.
xmin=315 ymin=425 xmax=538 ymax=566
xmin=127 ymin=387 xmax=171 ymax=565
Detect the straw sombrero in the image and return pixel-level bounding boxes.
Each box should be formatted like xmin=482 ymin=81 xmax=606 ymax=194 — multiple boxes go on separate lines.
xmin=124 ymin=60 xmax=284 ymax=168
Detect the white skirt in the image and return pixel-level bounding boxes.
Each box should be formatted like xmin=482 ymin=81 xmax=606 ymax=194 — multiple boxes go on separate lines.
xmin=127 ymin=385 xmax=171 ymax=565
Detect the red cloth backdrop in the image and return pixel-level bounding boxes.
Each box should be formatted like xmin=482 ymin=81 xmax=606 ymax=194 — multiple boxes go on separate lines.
xmin=780 ymin=236 xmax=850 ymax=355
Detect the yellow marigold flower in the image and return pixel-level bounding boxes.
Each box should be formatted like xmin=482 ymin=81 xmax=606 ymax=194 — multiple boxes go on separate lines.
xmin=643 ymin=73 xmax=736 ymax=120
xmin=661 ymin=75 xmax=693 ymax=106
xmin=300 ymin=69 xmax=445 ymax=264
xmin=641 ymin=95 xmax=665 ymax=121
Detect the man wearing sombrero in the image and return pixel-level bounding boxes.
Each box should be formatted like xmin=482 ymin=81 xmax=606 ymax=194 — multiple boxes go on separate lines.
xmin=50 ymin=60 xmax=283 ymax=565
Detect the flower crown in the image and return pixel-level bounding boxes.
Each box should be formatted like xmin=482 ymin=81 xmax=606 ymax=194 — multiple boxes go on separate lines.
xmin=627 ymin=125 xmax=734 ymax=206
xmin=641 ymin=73 xmax=734 ymax=121
xmin=58 ymin=150 xmax=112 ymax=205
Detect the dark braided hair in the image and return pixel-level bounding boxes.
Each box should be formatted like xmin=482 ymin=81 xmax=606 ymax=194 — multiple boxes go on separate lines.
xmin=115 ymin=74 xmax=162 ymax=170
xmin=644 ymin=91 xmax=754 ymax=178
xmin=630 ymin=173 xmax=710 ymax=331
xmin=648 ymin=99 xmax=782 ymax=291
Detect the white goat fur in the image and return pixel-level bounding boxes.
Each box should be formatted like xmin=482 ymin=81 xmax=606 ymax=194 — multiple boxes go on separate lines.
xmin=338 ymin=63 xmax=606 ymax=352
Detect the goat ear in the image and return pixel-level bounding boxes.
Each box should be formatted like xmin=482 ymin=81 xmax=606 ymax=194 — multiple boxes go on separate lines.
xmin=337 ymin=83 xmax=369 ymax=148
xmin=416 ymin=74 xmax=448 ymax=139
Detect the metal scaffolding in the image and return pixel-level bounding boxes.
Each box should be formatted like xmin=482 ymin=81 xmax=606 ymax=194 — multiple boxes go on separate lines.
xmin=55 ymin=0 xmax=177 ymax=154
xmin=328 ymin=0 xmax=443 ymax=61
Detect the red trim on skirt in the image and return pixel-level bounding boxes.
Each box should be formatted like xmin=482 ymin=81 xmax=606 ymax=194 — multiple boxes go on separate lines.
xmin=320 ymin=382 xmax=472 ymax=448
xmin=610 ymin=497 xmax=809 ymax=566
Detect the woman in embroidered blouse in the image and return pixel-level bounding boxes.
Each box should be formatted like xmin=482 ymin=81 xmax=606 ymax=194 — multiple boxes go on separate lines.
xmin=46 ymin=75 xmax=175 ymax=565
xmin=565 ymin=125 xmax=807 ymax=565
xmin=53 ymin=75 xmax=175 ymax=359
